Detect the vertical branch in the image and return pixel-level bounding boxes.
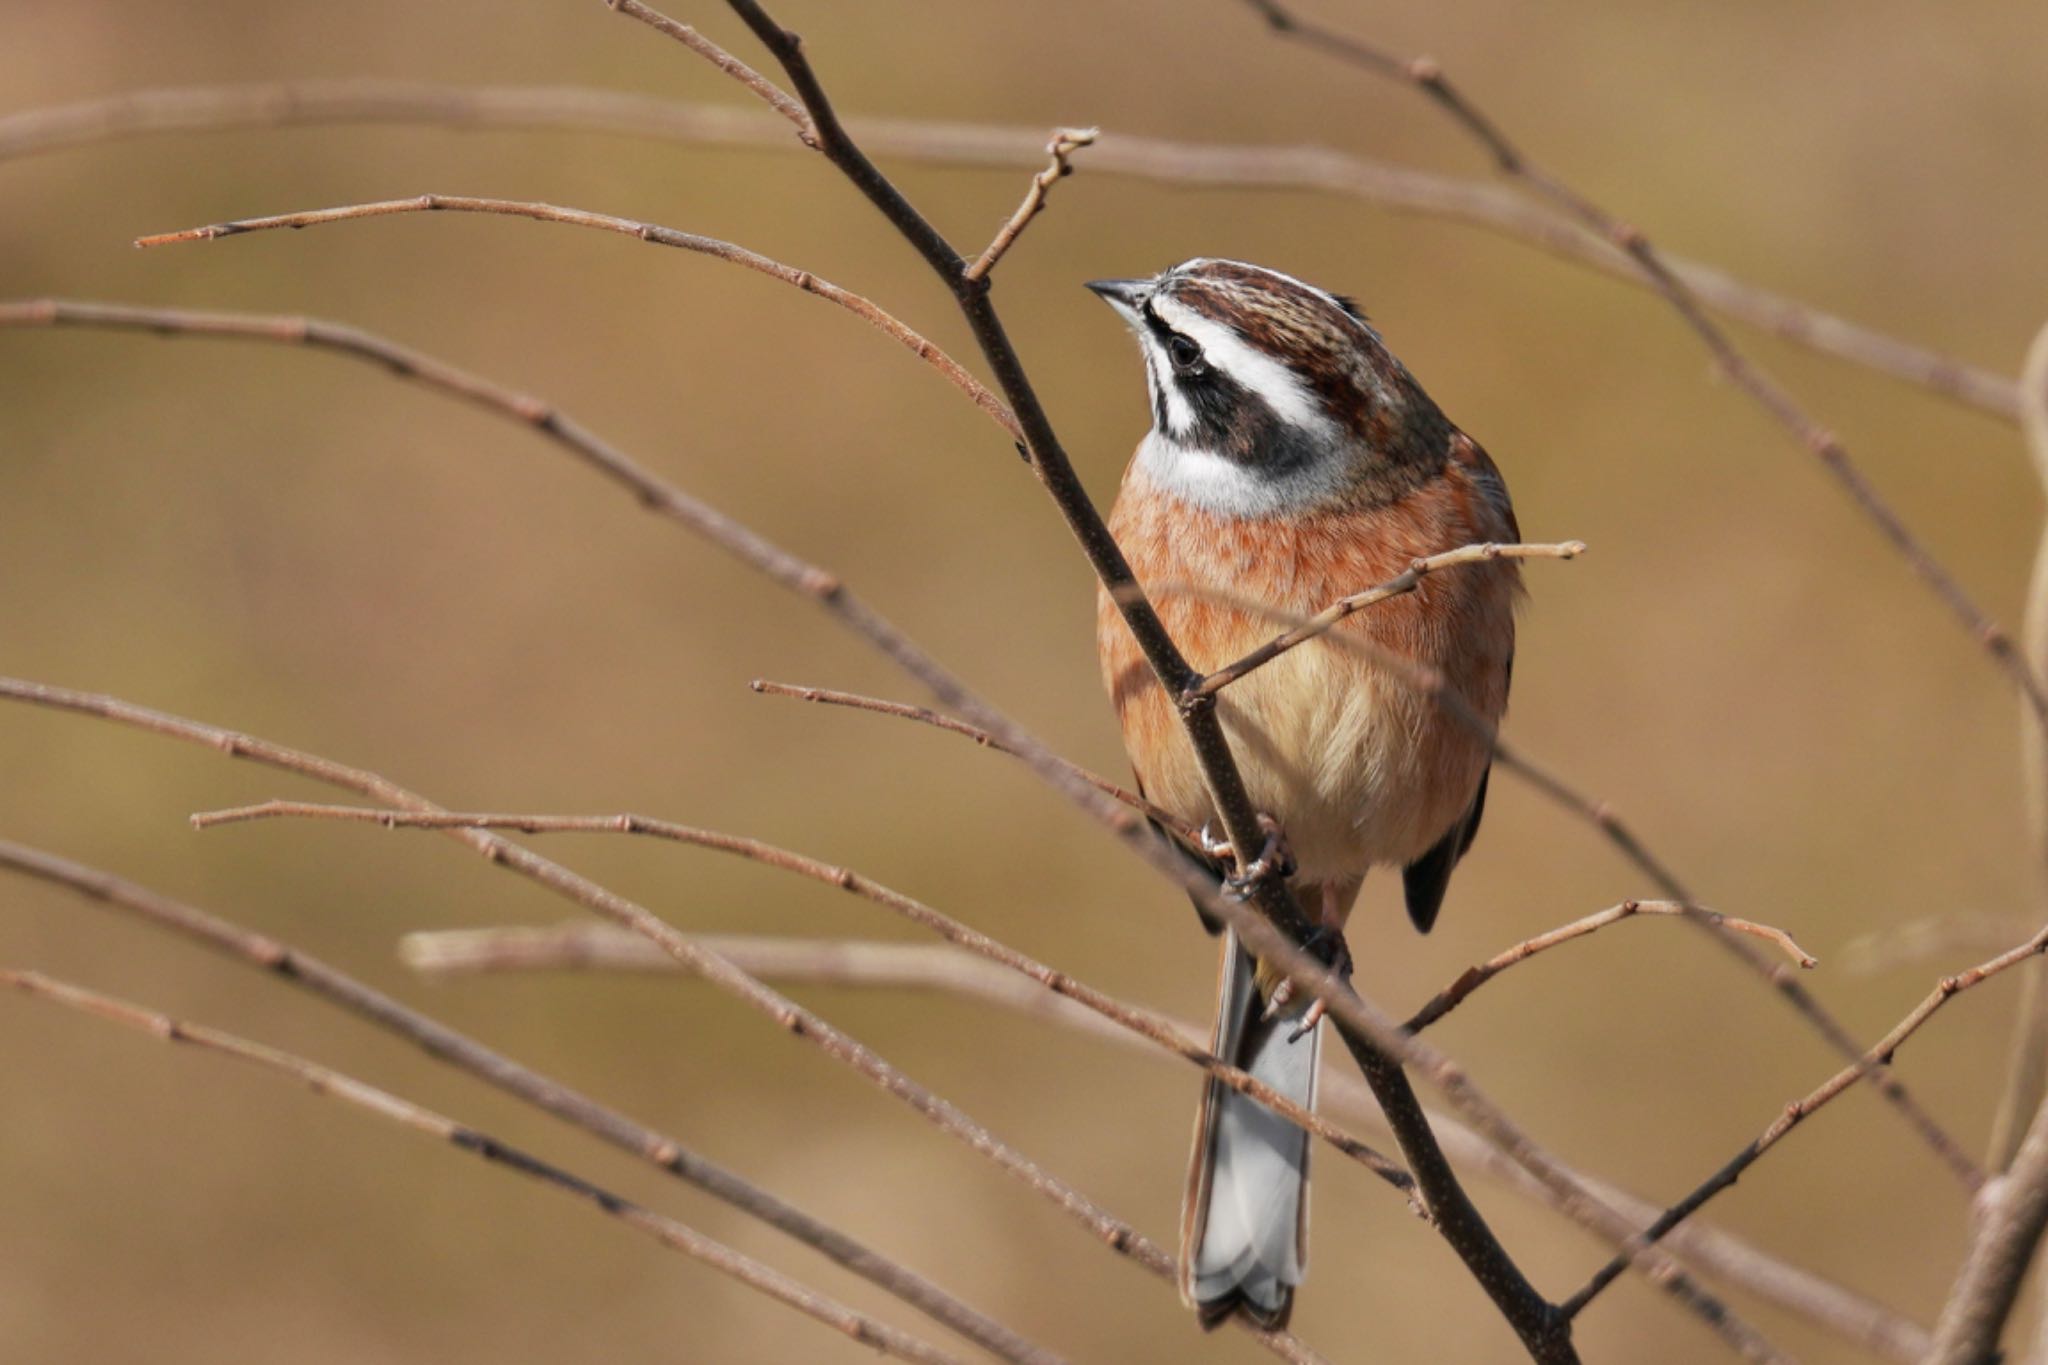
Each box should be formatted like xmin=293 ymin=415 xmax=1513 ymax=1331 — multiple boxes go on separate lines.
xmin=1990 ymin=319 xmax=2048 ymax=1171
xmin=1928 ymin=1094 xmax=2048 ymax=1365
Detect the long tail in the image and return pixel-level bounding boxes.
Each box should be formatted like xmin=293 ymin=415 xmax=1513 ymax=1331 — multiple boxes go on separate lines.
xmin=1181 ymin=927 xmax=1320 ymax=1330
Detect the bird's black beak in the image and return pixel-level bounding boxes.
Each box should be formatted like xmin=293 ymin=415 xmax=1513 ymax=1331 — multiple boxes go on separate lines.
xmin=1085 ymin=278 xmax=1148 ymax=310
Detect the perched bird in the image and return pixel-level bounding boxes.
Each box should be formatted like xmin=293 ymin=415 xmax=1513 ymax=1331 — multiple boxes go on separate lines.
xmin=1090 ymin=259 xmax=1520 ymax=1330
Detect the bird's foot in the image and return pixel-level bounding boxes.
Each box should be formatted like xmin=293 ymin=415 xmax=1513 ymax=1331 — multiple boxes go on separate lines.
xmin=1195 ymin=813 xmax=1295 ymax=898
xmin=1264 ymin=926 xmax=1354 ymax=1042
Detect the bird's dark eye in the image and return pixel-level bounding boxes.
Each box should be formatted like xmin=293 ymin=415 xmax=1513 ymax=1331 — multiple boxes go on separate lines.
xmin=1166 ymin=333 xmax=1204 ymax=373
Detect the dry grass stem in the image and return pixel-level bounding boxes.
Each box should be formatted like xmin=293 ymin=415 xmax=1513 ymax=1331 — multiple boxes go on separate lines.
xmin=0 ymin=80 xmax=2015 ymax=420
xmin=965 ymin=126 xmax=1097 ymax=281
xmin=0 ymin=968 xmax=970 ymax=1365
xmin=0 ymin=838 xmax=1058 ymax=1365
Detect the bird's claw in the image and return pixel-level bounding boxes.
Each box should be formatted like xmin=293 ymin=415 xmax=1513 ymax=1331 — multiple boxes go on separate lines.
xmin=1264 ymin=926 xmax=1354 ymax=1043
xmin=1199 ymin=813 xmax=1295 ymax=899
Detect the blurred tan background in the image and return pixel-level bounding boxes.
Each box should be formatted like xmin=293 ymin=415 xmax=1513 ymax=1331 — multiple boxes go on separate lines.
xmin=3 ymin=1 xmax=2046 ymax=1361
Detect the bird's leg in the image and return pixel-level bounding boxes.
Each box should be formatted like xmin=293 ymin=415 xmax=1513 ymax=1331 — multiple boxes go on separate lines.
xmin=1267 ymin=883 xmax=1356 ymax=1041
xmin=1198 ymin=812 xmax=1295 ymax=897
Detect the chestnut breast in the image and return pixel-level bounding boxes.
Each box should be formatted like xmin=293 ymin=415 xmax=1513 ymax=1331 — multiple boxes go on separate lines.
xmin=1097 ymin=446 xmax=1519 ymax=884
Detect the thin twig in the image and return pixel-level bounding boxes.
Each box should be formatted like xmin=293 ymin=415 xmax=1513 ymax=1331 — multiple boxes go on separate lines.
xmin=649 ymin=4 xmax=1582 ymax=1354
xmin=0 ymin=968 xmax=969 ymax=1365
xmin=0 ymin=80 xmax=2016 ymax=420
xmin=1560 ymin=922 xmax=2048 ymax=1321
xmin=1239 ymin=0 xmax=2048 ymax=728
xmin=601 ymin=0 xmax=813 ymax=134
xmin=129 ymin=198 xmax=1018 ymax=438
xmin=747 ymin=679 xmax=1198 ymax=843
xmin=0 ymin=838 xmax=1059 ymax=1365
xmin=1170 ymin=578 xmax=1987 ymax=1189
xmin=1186 ymin=540 xmax=1585 ymax=697
xmin=1404 ymin=899 xmax=1815 ymax=1034
xmin=190 ymin=798 xmax=1415 ymax=1197
xmin=0 ymin=678 xmax=1325 ymax=1365
xmin=406 ymin=924 xmax=1932 ymax=1363
xmin=964 ymin=126 xmax=1097 ymax=282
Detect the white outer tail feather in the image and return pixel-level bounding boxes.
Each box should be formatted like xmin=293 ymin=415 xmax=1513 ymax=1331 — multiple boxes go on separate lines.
xmin=1183 ymin=930 xmax=1320 ymax=1326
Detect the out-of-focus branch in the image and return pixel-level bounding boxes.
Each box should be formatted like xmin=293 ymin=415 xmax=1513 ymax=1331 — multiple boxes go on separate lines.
xmin=1188 ymin=540 xmax=1585 ymax=697
xmin=1990 ymin=320 xmax=2048 ymax=1172
xmin=964 ymin=126 xmax=1096 ymax=281
xmin=0 ymin=838 xmax=1058 ymax=1365
xmin=1238 ymin=0 xmax=2048 ymax=729
xmin=1928 ymin=1092 xmax=2048 ymax=1365
xmin=129 ymin=199 xmax=1018 ymax=438
xmin=0 ymin=969 xmax=969 ymax=1365
xmin=0 ymin=678 xmax=1327 ymax=1365
xmin=193 ymin=798 xmax=1412 ymax=1194
xmin=1561 ymin=922 xmax=2048 ymax=1321
xmin=0 ymin=80 xmax=2018 ymax=420
xmin=406 ymin=924 xmax=1931 ymax=1364
xmin=1403 ymin=899 xmax=1814 ymax=1034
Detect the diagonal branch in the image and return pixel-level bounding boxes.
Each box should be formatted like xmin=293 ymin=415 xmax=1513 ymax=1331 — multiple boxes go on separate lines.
xmin=1561 ymin=922 xmax=2048 ymax=1321
xmin=1188 ymin=539 xmax=1586 ymax=697
xmin=188 ymin=797 xmax=1415 ymax=1196
xmin=0 ymin=968 xmax=969 ymax=1365
xmin=0 ymin=837 xmax=1059 ymax=1365
xmin=747 ymin=679 xmax=1198 ymax=843
xmin=1238 ymin=0 xmax=2048 ymax=728
xmin=405 ymin=923 xmax=1933 ymax=1363
xmin=964 ymin=126 xmax=1097 ymax=281
xmin=0 ymin=676 xmax=1327 ymax=1365
xmin=1170 ymin=578 xmax=1986 ymax=1188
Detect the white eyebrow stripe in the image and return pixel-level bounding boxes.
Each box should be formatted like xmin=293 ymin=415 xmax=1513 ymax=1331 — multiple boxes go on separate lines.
xmin=1150 ymin=295 xmax=1332 ymax=436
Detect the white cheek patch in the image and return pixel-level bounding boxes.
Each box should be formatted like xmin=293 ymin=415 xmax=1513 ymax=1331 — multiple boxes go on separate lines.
xmin=1135 ymin=430 xmax=1345 ymax=518
xmin=1141 ymin=342 xmax=1195 ymax=437
xmin=1150 ymin=295 xmax=1334 ymax=438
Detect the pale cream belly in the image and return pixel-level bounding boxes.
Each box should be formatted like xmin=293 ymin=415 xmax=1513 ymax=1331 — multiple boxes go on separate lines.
xmin=1136 ymin=633 xmax=1492 ymax=885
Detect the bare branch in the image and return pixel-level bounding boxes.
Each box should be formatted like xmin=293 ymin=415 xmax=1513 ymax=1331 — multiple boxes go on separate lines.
xmin=0 ymin=79 xmax=2016 ymax=420
xmin=1238 ymin=0 xmax=2048 ymax=730
xmin=1560 ymin=922 xmax=2048 ymax=1321
xmin=0 ymin=968 xmax=969 ymax=1365
xmin=1929 ymin=1095 xmax=2048 ymax=1365
xmin=748 ymin=679 xmax=1200 ymax=844
xmin=1989 ymin=321 xmax=2048 ymax=1172
xmin=0 ymin=677 xmax=1326 ymax=1365
xmin=1182 ymin=540 xmax=1586 ymax=698
xmin=128 ymin=199 xmax=1018 ymax=437
xmin=964 ymin=126 xmax=1097 ymax=282
xmin=602 ymin=0 xmax=811 ymax=133
xmin=1404 ymin=899 xmax=1815 ymax=1034
xmin=0 ymin=839 xmax=1058 ymax=1365
xmin=1178 ymin=577 xmax=1986 ymax=1189
xmin=412 ymin=924 xmax=1927 ymax=1363
xmin=191 ymin=798 xmax=1414 ymax=1197
xmin=634 ymin=3 xmax=1587 ymax=1352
